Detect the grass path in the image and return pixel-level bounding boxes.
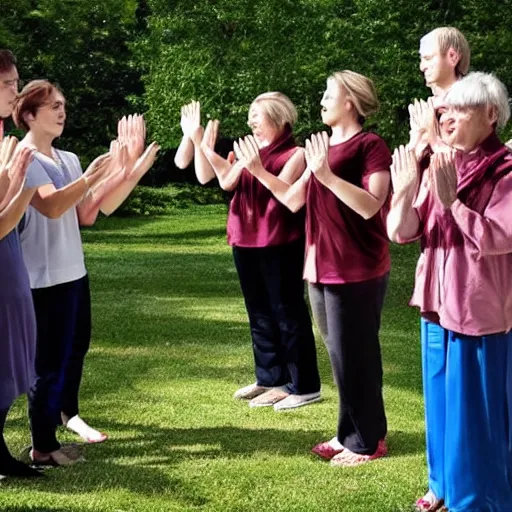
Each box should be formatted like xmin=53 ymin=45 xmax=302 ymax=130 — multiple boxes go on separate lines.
xmin=2 ymin=205 xmax=425 ymax=512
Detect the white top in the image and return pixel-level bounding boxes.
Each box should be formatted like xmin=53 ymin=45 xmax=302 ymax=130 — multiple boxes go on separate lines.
xmin=19 ymin=149 xmax=87 ymax=289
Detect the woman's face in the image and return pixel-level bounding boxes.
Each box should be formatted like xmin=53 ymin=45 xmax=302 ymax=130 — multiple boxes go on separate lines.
xmin=320 ymin=79 xmax=351 ymax=126
xmin=439 ymin=104 xmax=495 ymax=151
xmin=30 ymin=90 xmax=66 ymax=139
xmin=247 ymin=103 xmax=281 ymax=146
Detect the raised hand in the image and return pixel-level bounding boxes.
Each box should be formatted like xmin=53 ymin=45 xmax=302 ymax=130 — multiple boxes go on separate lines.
xmin=125 ymin=142 xmax=160 ymax=180
xmin=390 ymin=145 xmax=420 ymax=202
xmin=8 ymin=146 xmax=33 ymax=195
xmin=408 ymin=98 xmax=438 ymax=156
xmin=431 ymin=150 xmax=457 ymax=209
xmin=180 ymin=100 xmax=203 ymax=145
xmin=118 ymin=114 xmax=146 ymax=165
xmin=305 ymin=132 xmax=331 ymax=184
xmin=233 ymin=135 xmax=262 ymax=175
xmin=201 ymin=119 xmax=219 ymax=154
xmin=0 ymin=136 xmax=18 ymax=170
xmin=83 ymin=153 xmax=112 ymax=189
xmin=0 ymin=136 xmax=18 ymax=199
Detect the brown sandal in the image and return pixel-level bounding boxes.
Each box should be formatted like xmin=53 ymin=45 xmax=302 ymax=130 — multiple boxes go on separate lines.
xmin=30 ymin=447 xmax=84 ymax=467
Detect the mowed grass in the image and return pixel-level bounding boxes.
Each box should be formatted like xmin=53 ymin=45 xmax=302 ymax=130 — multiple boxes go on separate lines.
xmin=1 ymin=205 xmax=425 ymax=512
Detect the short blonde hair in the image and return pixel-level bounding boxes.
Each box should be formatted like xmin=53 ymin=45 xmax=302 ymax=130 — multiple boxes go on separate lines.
xmin=249 ymin=92 xmax=298 ymax=128
xmin=329 ymin=70 xmax=380 ymax=121
xmin=422 ymin=27 xmax=470 ymax=76
xmin=444 ymin=71 xmax=510 ymax=129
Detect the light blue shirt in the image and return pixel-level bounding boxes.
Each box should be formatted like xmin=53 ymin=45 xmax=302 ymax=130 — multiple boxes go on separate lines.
xmin=19 ymin=150 xmax=87 ymax=289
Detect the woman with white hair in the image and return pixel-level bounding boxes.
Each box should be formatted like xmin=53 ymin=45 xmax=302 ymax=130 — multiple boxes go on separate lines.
xmin=197 ymin=92 xmax=321 ymax=410
xmin=388 ymin=71 xmax=512 ymax=511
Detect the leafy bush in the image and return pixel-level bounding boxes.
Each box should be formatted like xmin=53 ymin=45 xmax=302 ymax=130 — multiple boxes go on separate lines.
xmin=113 ymin=183 xmax=228 ymax=217
xmin=136 ymin=0 xmax=512 ymax=149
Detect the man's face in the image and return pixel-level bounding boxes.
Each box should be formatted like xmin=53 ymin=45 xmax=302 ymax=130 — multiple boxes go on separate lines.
xmin=419 ymin=35 xmax=455 ymax=92
xmin=0 ymin=66 xmax=19 ymax=118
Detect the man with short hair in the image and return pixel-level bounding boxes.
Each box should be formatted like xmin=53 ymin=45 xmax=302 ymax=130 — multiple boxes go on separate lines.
xmin=409 ymin=27 xmax=471 ymax=159
xmin=419 ymin=26 xmax=470 ymax=97
xmin=400 ymin=28 xmax=472 ymax=511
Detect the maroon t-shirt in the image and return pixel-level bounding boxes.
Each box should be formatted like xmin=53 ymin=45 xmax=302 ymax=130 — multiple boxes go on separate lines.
xmin=227 ymin=127 xmax=305 ymax=248
xmin=306 ymin=131 xmax=392 ymax=284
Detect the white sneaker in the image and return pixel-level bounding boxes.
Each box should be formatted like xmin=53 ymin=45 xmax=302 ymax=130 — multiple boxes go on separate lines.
xmin=233 ymin=383 xmax=270 ymax=400
xmin=274 ymin=392 xmax=321 ymax=411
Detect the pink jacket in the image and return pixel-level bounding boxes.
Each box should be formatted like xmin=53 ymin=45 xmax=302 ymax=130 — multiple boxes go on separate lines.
xmin=398 ymin=133 xmax=512 ymax=336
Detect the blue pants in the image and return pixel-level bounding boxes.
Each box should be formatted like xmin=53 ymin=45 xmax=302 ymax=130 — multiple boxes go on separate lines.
xmin=421 ymin=319 xmax=512 ymax=511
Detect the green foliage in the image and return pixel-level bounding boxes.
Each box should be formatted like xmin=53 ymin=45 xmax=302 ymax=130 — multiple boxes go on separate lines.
xmin=136 ymin=0 xmax=512 ymax=149
xmin=0 ymin=0 xmax=143 ymax=164
xmin=1 ymin=0 xmax=512 ymax=172
xmin=113 ymin=183 xmax=227 ymax=216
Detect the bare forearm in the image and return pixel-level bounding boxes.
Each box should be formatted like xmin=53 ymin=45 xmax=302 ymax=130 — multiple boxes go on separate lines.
xmin=321 ymin=174 xmax=385 ymax=220
xmin=387 ymin=192 xmax=421 ymax=242
xmin=252 ymin=165 xmax=306 ymax=212
xmin=77 ymin=170 xmax=125 ymax=222
xmin=0 ymin=189 xmax=35 ymax=239
xmin=0 ymin=177 xmax=20 ymax=211
xmin=216 ymin=166 xmax=242 ymax=191
xmin=193 ymin=143 xmax=216 ymax=184
xmin=203 ymin=150 xmax=241 ymax=191
xmin=174 ymin=137 xmax=194 ymax=169
xmin=35 ymin=178 xmax=89 ymax=219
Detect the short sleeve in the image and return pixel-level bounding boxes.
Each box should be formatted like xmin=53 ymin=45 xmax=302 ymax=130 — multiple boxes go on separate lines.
xmin=70 ymin=153 xmax=83 ymax=179
xmin=58 ymin=150 xmax=83 ymax=180
xmin=362 ymin=135 xmax=392 ymax=177
xmin=24 ymin=159 xmax=52 ymax=190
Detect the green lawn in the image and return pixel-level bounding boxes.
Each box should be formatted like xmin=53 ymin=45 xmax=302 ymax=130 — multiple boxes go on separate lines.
xmin=1 ymin=205 xmax=425 ymax=512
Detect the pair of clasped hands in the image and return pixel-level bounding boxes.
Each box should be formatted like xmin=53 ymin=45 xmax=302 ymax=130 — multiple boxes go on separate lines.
xmin=393 ymin=98 xmax=458 ymax=209
xmin=180 ymin=100 xmax=336 ymax=187
xmin=0 ymin=114 xmax=160 ymax=211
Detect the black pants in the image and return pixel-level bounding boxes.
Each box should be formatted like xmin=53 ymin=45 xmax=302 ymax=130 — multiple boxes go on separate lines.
xmin=308 ymin=273 xmax=388 ymax=455
xmin=233 ymin=239 xmax=320 ymax=394
xmin=28 ymin=275 xmax=91 ymax=453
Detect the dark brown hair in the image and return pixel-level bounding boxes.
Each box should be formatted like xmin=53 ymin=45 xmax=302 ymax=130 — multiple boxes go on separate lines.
xmin=0 ymin=50 xmax=16 ymax=74
xmin=13 ymin=80 xmax=63 ymax=132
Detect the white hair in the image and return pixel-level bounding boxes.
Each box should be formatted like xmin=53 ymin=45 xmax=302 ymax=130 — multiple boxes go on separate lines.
xmin=444 ymin=72 xmax=510 ymax=129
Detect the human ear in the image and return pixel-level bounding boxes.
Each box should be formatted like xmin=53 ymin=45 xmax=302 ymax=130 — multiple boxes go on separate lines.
xmin=487 ymin=105 xmax=499 ymax=126
xmin=447 ymin=47 xmax=460 ymax=69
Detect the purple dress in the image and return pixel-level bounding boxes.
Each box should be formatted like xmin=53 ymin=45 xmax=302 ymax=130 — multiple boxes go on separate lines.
xmin=0 ymin=162 xmax=51 ymax=409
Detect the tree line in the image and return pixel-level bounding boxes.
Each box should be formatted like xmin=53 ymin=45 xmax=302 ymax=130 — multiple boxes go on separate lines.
xmin=2 ymin=0 xmax=511 ymax=183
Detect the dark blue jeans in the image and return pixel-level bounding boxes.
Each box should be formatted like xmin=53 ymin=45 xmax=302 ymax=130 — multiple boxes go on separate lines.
xmin=233 ymin=238 xmax=320 ymax=395
xmin=28 ymin=275 xmax=91 ymax=453
xmin=308 ymin=273 xmax=389 ymax=455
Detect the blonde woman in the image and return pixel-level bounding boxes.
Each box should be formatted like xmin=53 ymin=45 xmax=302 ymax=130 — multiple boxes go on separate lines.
xmin=236 ymin=72 xmax=392 ymax=465
xmin=200 ymin=92 xmax=321 ymax=410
